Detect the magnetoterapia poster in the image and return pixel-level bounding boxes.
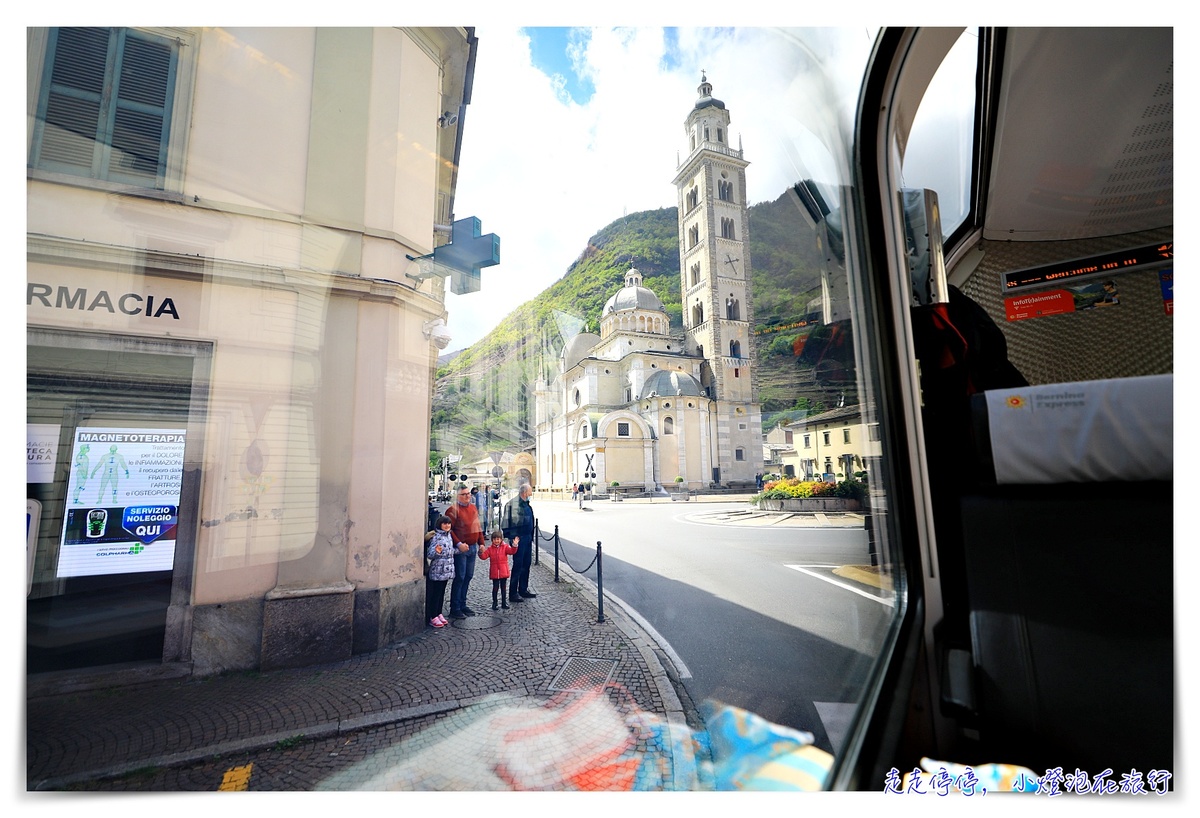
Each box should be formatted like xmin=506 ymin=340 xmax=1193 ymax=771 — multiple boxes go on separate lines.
xmin=58 ymin=428 xmax=186 ymax=578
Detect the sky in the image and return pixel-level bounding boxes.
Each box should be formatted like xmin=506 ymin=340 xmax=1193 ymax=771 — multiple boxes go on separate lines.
xmin=443 ymin=25 xmax=879 ymax=351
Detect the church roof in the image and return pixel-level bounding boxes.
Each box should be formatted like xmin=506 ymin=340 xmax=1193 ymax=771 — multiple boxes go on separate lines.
xmin=692 ymin=72 xmax=725 ymax=112
xmin=602 ymin=267 xmax=665 ymax=316
xmin=638 ymin=369 xmax=706 ymax=400
xmin=561 ymin=331 xmax=601 ymax=371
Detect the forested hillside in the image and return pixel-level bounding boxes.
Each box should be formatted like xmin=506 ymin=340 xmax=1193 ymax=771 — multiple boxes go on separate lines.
xmin=430 ymin=190 xmax=855 ymax=464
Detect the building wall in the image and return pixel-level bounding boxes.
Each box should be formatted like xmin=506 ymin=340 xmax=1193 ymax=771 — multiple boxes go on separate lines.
xmin=26 ymin=26 xmax=471 ymax=678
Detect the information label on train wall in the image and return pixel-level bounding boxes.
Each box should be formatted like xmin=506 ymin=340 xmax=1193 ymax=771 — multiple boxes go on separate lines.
xmin=57 ymin=428 xmax=186 ymax=578
xmin=1004 ymin=280 xmax=1123 ymax=322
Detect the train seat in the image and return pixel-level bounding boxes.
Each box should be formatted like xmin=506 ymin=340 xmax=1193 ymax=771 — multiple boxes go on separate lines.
xmin=955 ymin=374 xmax=1173 ymax=776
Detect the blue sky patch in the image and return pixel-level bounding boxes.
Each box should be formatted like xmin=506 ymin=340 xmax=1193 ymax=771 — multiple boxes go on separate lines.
xmin=524 ymin=27 xmax=595 ymax=105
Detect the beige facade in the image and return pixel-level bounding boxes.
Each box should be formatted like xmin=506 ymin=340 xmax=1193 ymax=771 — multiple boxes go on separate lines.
xmin=779 ymin=406 xmax=882 ymax=480
xmin=26 ymin=27 xmax=479 ymax=677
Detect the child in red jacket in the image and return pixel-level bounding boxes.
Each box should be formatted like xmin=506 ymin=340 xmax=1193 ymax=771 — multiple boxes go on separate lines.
xmin=478 ymin=529 xmax=519 ymax=610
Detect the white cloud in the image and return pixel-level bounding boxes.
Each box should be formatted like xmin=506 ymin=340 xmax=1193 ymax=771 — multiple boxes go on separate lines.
xmin=445 ymin=26 xmax=876 ymax=350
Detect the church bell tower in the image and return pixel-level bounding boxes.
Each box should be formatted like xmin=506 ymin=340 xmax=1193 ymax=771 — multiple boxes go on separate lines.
xmin=672 ymin=73 xmax=761 ymax=485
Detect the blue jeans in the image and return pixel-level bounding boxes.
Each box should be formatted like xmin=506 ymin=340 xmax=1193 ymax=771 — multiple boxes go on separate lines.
xmin=450 ymin=550 xmax=476 ymax=612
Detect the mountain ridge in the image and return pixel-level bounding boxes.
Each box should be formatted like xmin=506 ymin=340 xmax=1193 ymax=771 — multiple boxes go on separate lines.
xmin=430 ymin=191 xmax=847 ymax=464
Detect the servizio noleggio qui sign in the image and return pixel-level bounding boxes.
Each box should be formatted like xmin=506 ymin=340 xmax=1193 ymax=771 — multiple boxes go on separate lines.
xmin=58 ymin=428 xmax=186 ymax=578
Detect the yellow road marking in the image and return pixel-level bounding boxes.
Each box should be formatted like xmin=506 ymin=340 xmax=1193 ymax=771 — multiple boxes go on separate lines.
xmin=219 ymin=763 xmax=253 ymax=791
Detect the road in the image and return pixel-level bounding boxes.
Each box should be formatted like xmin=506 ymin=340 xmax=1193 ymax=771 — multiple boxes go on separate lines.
xmin=530 ymin=497 xmax=896 ymax=755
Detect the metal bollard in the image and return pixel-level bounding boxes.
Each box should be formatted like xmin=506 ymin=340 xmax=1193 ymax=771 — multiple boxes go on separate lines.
xmin=534 ymin=518 xmax=539 ymax=565
xmin=596 ymin=542 xmax=604 ymax=623
xmin=553 ymin=525 xmax=560 ymax=582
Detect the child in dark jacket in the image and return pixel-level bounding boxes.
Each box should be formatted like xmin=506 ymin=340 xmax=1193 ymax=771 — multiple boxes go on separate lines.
xmin=477 ymin=529 xmax=519 ymax=610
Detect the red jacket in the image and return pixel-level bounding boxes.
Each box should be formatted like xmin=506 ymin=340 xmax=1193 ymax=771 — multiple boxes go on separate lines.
xmin=445 ymin=500 xmax=484 ymax=548
xmin=478 ymin=541 xmax=518 ymax=579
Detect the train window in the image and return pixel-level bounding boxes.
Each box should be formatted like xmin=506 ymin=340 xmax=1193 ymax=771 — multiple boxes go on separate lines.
xmin=899 ymin=29 xmax=979 ymax=240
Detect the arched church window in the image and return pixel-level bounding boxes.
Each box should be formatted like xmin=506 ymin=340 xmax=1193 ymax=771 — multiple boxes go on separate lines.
xmin=730 ymin=340 xmax=741 ymax=358
xmin=726 ymin=296 xmax=740 ymax=320
xmin=690 ymin=263 xmax=700 ymax=286
xmin=663 ymin=417 xmax=674 ymax=435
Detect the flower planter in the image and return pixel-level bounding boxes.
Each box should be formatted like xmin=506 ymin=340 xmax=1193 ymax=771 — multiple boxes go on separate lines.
xmin=757 ymin=497 xmax=861 ymax=512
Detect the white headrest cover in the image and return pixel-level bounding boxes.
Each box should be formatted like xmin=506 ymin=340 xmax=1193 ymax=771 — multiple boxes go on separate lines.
xmin=984 ymin=374 xmax=1172 ymax=484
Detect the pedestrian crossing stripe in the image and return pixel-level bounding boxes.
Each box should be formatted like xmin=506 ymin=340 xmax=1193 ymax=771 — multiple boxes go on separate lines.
xmin=219 ymin=763 xmax=253 ymax=791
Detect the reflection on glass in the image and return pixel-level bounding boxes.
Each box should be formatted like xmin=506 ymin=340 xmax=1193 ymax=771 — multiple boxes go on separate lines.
xmin=28 ymin=25 xmax=899 ymax=790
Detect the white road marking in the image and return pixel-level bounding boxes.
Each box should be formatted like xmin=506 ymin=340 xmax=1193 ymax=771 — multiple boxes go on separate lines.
xmin=786 ymin=565 xmax=895 ymax=605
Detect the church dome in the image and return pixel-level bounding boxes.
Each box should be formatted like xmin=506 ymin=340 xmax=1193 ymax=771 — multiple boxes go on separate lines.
xmin=693 ymin=72 xmax=725 ymax=111
xmin=561 ymin=331 xmax=601 ymax=371
xmin=603 ymin=268 xmax=665 ymax=316
xmin=638 ymin=369 xmax=706 ymax=400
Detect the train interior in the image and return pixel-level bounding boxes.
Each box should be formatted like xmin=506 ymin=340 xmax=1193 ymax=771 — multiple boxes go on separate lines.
xmin=853 ymin=27 xmax=1174 ymax=785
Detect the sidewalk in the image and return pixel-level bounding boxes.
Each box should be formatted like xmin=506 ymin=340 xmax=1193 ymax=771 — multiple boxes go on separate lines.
xmin=26 ymin=552 xmax=693 ymax=791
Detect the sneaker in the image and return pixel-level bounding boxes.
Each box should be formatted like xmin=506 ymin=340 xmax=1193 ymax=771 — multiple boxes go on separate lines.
xmin=434 ymin=615 xmax=449 ymax=625
xmin=449 ymin=611 xmax=466 ymax=620
xmin=430 ymin=617 xmax=444 ymax=628
xmin=462 ymin=607 xmax=477 ymax=616
xmin=521 ymin=591 xmax=538 ymax=598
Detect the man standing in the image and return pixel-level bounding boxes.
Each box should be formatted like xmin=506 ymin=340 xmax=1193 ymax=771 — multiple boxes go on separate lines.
xmin=446 ymin=483 xmax=483 ymax=619
xmin=472 ymin=485 xmax=490 ymax=533
xmin=502 ymin=482 xmax=536 ymax=601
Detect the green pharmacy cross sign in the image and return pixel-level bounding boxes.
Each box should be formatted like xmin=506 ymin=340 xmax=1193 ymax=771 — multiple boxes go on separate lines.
xmin=406 ymin=216 xmax=500 ymax=295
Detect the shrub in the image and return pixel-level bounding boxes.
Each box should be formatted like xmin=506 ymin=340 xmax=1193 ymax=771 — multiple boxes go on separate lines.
xmin=610 ymin=481 xmax=620 ymax=487
xmin=753 ymin=477 xmax=866 ymax=503
xmin=674 ymin=476 xmax=684 ymax=483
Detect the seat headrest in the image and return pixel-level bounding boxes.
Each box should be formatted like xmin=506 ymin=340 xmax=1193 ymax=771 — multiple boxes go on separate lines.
xmin=977 ymin=374 xmax=1172 ymax=484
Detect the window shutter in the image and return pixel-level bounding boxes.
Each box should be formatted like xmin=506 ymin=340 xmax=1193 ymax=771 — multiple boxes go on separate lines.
xmin=108 ymin=31 xmax=175 ymax=184
xmin=34 ymin=27 xmax=177 ymax=187
xmin=39 ymin=27 xmax=110 ymax=173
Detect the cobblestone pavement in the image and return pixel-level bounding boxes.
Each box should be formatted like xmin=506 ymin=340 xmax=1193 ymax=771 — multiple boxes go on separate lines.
xmin=27 ymin=556 xmax=695 ymax=792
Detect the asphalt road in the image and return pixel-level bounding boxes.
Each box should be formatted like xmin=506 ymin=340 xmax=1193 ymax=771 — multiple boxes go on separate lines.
xmin=534 ymin=498 xmax=895 ymax=755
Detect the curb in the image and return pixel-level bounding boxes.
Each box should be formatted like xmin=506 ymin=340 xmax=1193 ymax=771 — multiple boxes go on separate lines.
xmin=536 ymin=548 xmax=699 ymax=729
